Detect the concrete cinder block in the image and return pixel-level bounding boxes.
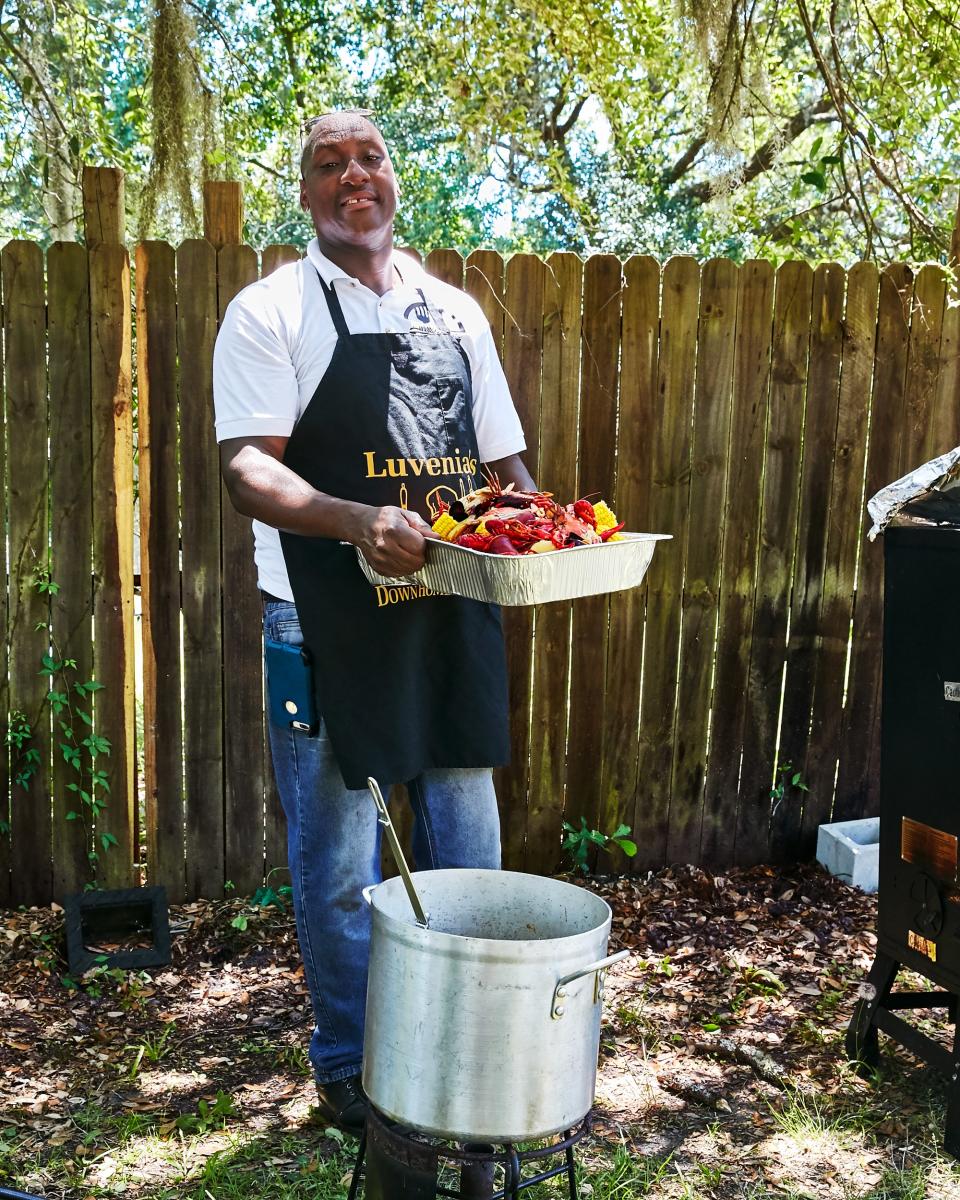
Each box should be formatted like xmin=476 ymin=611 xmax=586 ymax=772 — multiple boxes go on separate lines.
xmin=816 ymin=817 xmax=880 ymax=893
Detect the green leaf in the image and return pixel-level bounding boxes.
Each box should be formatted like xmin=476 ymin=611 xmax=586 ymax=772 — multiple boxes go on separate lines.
xmin=613 ymin=837 xmax=638 ymax=857
xmin=610 ymin=824 xmax=632 ymax=839
xmin=801 ymin=170 xmax=827 ymax=191
xmin=810 ymin=135 xmax=822 ymax=158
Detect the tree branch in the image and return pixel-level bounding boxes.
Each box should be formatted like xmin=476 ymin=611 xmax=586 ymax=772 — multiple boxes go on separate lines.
xmin=675 ymin=96 xmax=834 ymax=202
xmin=271 ymin=0 xmax=306 ymax=112
xmin=0 ymin=26 xmax=72 ymax=143
xmin=794 ymin=0 xmax=943 ymax=245
xmin=662 ymin=135 xmax=708 ymax=187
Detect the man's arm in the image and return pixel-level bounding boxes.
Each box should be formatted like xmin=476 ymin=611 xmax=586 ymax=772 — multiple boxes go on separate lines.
xmin=219 ymin=435 xmax=434 ymax=577
xmin=484 ymin=452 xmax=537 ymax=493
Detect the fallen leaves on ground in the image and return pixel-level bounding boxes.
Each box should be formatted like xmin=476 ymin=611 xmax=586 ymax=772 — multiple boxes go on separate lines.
xmin=0 ymin=864 xmax=957 ymax=1199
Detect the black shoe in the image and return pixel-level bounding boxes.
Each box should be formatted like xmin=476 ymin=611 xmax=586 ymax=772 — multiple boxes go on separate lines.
xmin=315 ymin=1073 xmax=368 ymax=1135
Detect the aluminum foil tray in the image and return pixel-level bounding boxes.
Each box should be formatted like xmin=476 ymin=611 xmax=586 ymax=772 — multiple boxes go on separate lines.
xmin=356 ymin=532 xmax=671 ymax=606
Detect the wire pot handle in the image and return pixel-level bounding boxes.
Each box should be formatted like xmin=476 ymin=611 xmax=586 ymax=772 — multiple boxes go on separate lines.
xmin=367 ymin=777 xmax=430 ymax=928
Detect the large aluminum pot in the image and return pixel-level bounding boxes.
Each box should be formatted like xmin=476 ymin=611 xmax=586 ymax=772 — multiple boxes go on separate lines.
xmin=361 ymin=868 xmax=626 ymax=1142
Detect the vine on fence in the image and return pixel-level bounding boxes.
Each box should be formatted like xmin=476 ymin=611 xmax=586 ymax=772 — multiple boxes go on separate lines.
xmin=2 ymin=564 xmax=115 ymax=885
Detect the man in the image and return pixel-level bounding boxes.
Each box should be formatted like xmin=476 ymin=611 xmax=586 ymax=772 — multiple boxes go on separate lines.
xmin=213 ymin=110 xmax=536 ymax=1133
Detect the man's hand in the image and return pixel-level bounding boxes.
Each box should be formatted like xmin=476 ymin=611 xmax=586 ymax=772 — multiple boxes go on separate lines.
xmin=353 ymin=506 xmax=438 ymax=576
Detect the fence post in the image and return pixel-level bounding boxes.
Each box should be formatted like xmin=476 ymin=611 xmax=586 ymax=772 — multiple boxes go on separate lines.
xmin=203 ymin=181 xmax=244 ymax=247
xmin=951 ymin=190 xmax=960 ymax=277
xmin=82 ymin=165 xmax=136 ymax=890
xmin=82 ymin=166 xmax=125 ymax=250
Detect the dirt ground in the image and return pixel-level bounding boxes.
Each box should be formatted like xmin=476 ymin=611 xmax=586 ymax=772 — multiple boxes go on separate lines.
xmin=2 ymin=863 xmax=959 ymax=1199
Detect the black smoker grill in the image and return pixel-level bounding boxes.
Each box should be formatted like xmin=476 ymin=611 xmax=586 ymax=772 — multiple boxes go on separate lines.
xmin=847 ymin=495 xmax=960 ymax=1155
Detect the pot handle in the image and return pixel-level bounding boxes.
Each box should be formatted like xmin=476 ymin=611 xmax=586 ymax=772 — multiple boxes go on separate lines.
xmin=551 ymin=950 xmax=630 ymax=1020
xmin=362 ymin=885 xmax=376 ymax=906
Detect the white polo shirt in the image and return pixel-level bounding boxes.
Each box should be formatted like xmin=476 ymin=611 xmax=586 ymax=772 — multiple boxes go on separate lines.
xmin=213 ymin=239 xmax=526 ymax=600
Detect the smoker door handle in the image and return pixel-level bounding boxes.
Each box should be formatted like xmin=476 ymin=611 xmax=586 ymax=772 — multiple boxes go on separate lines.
xmin=551 ymin=950 xmax=630 ymax=1019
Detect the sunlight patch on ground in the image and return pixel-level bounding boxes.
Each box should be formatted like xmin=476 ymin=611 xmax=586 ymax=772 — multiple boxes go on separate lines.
xmin=88 ymin=1127 xmax=234 ymax=1191
xmin=133 ymin=1068 xmax=210 ymax=1097
xmin=757 ymin=1123 xmax=875 ymax=1197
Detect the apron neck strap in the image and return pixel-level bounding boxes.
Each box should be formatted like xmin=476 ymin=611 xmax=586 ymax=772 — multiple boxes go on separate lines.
xmin=316 ymin=270 xmax=351 ymax=338
xmin=315 ymin=269 xmax=450 ymax=340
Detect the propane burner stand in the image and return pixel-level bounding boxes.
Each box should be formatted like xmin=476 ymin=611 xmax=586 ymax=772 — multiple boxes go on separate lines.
xmin=347 ymin=1108 xmax=591 ymax=1200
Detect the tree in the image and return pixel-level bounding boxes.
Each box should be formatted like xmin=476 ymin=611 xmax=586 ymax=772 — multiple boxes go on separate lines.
xmin=0 ymin=0 xmax=956 ymax=260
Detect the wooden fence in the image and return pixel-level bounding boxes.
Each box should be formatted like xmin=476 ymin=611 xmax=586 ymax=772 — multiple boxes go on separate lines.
xmin=2 ymin=171 xmax=959 ymax=906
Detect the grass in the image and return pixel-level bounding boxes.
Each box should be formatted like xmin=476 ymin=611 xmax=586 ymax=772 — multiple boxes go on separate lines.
xmin=4 ymin=869 xmax=960 ymax=1200
xmin=1 ymin=1111 xmax=677 ymax=1200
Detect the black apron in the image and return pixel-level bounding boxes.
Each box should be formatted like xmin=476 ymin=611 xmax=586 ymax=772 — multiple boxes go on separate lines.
xmin=278 ymin=271 xmax=511 ymax=789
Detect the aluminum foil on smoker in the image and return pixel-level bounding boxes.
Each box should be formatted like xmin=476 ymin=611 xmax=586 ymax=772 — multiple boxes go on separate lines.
xmin=867 ymin=445 xmax=960 ymax=539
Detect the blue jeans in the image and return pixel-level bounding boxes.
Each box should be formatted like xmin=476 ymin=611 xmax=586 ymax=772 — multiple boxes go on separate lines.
xmin=263 ymin=599 xmax=502 ymax=1083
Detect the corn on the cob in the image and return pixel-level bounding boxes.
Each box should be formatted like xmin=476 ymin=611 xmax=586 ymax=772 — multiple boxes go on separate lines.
xmin=447 ymin=518 xmax=473 ymax=542
xmin=431 ymin=512 xmax=460 ymax=540
xmin=593 ymin=501 xmax=619 ymax=533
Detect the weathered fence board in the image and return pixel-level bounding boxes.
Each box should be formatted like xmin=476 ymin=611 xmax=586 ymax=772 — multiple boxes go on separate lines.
xmin=567 ymin=254 xmax=622 ymax=856
xmin=701 ymin=260 xmax=775 ymax=867
xmin=3 ymin=241 xmax=51 ymax=905
xmin=262 ymin=243 xmax=301 ymax=277
xmin=598 ymin=255 xmax=659 ymax=865
xmin=498 ymin=254 xmax=546 ymax=869
xmin=48 ymin=242 xmax=94 ymax=897
xmin=425 ymin=248 xmax=463 ymax=289
xmin=634 ymin=256 xmax=699 ymax=870
xmin=137 ymin=241 xmax=185 ymax=901
xmin=217 ymin=244 xmax=264 ymax=893
xmin=736 ymin=261 xmax=813 ymax=861
xmin=668 ymin=258 xmax=737 ymax=865
xmin=833 ymin=265 xmax=913 ymax=824
xmin=932 ymin=286 xmax=960 ymax=457
xmin=771 ymin=263 xmax=845 ymax=860
xmin=4 ymin=231 xmax=960 ymax=905
xmin=0 ymin=249 xmax=9 ymax=907
xmin=800 ymin=263 xmax=880 ymax=846
xmin=525 ymin=252 xmax=583 ymax=875
xmin=465 ymin=250 xmax=506 ymax=351
xmin=89 ymin=242 xmax=136 ymax=889
xmin=259 ymin=246 xmax=300 ymax=881
xmin=178 ymin=239 xmax=225 ymax=899
xmin=903 ymin=265 xmax=947 ymax=469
